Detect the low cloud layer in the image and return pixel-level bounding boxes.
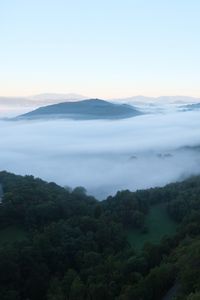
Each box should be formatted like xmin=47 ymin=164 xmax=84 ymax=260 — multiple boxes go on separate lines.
xmin=1 ymin=111 xmax=200 ymax=199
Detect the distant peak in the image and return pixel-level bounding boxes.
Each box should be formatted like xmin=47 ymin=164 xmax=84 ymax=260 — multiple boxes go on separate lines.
xmin=29 ymin=93 xmax=87 ymax=101
xmin=17 ymin=98 xmax=142 ymax=120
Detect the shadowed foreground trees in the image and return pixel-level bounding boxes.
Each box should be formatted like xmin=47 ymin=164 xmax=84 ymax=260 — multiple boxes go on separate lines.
xmin=0 ymin=171 xmax=200 ymax=299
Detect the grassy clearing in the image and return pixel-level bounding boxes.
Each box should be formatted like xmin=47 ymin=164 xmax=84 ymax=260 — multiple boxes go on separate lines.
xmin=127 ymin=203 xmax=178 ymax=251
xmin=0 ymin=226 xmax=27 ymax=246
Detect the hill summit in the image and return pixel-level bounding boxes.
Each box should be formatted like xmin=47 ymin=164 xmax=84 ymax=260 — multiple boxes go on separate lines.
xmin=18 ymin=98 xmax=142 ymax=120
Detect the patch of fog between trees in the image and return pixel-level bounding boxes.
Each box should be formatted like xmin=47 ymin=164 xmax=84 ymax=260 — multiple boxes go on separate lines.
xmin=1 ymin=111 xmax=200 ymax=199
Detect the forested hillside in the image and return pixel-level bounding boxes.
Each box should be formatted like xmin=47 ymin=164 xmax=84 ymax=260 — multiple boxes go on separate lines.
xmin=0 ymin=171 xmax=200 ymax=299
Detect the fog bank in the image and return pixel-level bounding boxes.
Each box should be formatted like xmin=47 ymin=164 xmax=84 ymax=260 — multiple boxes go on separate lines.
xmin=1 ymin=111 xmax=200 ymax=199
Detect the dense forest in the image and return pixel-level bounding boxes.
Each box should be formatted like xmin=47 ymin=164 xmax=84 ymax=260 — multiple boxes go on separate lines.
xmin=0 ymin=171 xmax=200 ymax=299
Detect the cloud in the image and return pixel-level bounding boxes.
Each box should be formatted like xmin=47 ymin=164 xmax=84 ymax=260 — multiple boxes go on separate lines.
xmin=1 ymin=111 xmax=200 ymax=199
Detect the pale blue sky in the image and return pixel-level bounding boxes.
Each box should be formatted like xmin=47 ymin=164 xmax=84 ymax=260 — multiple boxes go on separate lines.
xmin=1 ymin=0 xmax=200 ymax=98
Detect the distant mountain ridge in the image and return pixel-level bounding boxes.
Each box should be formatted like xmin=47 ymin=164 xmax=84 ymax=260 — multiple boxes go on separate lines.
xmin=113 ymin=95 xmax=200 ymax=104
xmin=181 ymin=102 xmax=200 ymax=111
xmin=28 ymin=93 xmax=87 ymax=103
xmin=0 ymin=94 xmax=88 ymax=117
xmin=2 ymin=94 xmax=200 ymax=108
xmin=0 ymin=93 xmax=86 ymax=107
xmin=2 ymin=93 xmax=200 ymax=118
xmin=17 ymin=99 xmax=142 ymax=120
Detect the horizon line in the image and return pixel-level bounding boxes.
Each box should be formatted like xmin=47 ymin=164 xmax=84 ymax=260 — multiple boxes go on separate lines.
xmin=1 ymin=93 xmax=200 ymax=100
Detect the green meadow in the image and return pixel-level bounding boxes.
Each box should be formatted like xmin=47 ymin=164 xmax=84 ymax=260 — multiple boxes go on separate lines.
xmin=127 ymin=203 xmax=178 ymax=251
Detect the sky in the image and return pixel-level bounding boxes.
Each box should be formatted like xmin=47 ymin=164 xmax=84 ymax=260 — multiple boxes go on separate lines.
xmin=1 ymin=0 xmax=200 ymax=98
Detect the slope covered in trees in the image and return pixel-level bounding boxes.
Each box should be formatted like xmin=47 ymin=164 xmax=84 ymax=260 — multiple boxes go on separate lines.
xmin=0 ymin=171 xmax=200 ymax=299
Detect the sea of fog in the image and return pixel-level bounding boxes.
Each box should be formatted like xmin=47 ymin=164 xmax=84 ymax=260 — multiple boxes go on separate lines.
xmin=1 ymin=111 xmax=200 ymax=199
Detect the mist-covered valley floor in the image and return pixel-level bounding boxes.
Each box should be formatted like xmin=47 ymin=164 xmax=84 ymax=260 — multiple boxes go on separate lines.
xmin=1 ymin=110 xmax=200 ymax=199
